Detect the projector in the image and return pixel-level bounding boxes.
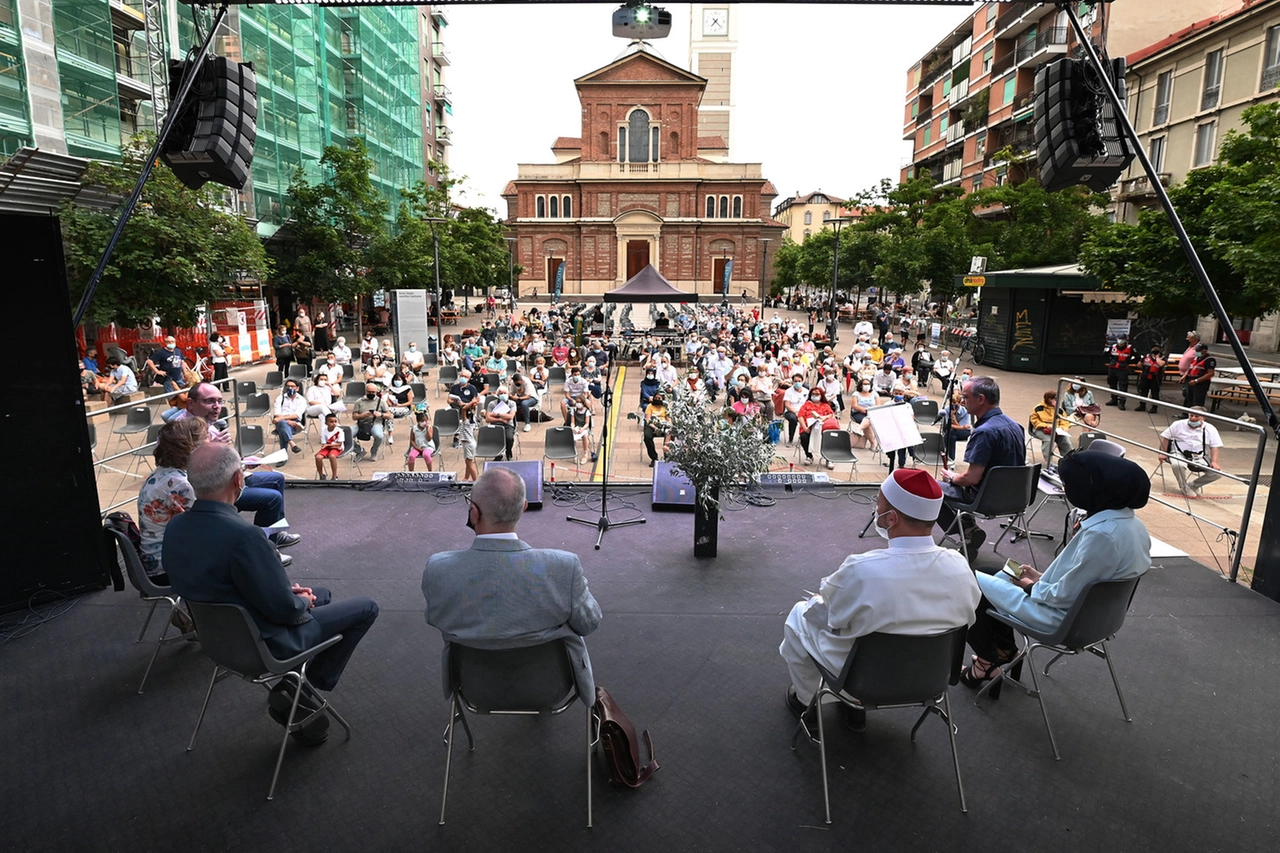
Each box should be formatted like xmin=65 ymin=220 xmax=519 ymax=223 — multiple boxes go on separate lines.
xmin=612 ymin=3 xmax=672 ymax=40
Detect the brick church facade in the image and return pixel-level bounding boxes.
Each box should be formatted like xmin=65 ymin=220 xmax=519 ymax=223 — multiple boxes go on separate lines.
xmin=502 ymin=44 xmax=785 ymax=298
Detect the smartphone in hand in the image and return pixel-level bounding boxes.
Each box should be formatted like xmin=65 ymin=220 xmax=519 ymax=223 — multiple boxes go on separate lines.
xmin=1000 ymin=558 xmax=1023 ymax=581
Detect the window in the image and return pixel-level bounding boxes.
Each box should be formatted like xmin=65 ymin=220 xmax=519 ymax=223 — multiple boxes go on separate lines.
xmin=706 ymin=195 xmax=716 ymax=218
xmin=911 ymin=99 xmax=919 ymax=119
xmin=1193 ymin=121 xmax=1216 ymax=166
xmin=627 ymin=109 xmax=650 ymax=163
xmin=975 ymin=129 xmax=987 ymax=160
xmin=822 ymin=210 xmax=831 ymax=221
xmin=803 ymin=229 xmax=811 ymax=239
xmin=1153 ymin=70 xmax=1172 ymax=125
xmin=1201 ymin=49 xmax=1223 ymax=111
xmin=971 ymin=176 xmax=983 ymax=192
xmin=1149 ymin=136 xmax=1166 ymax=173
xmin=651 ymin=126 xmax=660 ymax=162
xmin=1003 ymin=77 xmax=1016 ymax=106
xmin=923 ymin=122 xmax=931 ymax=145
xmin=986 ymin=4 xmax=998 ymax=29
xmin=1263 ymin=25 xmax=1280 ymax=91
xmin=732 ymin=196 xmax=742 ymax=218
xmin=940 ymin=114 xmax=949 ymax=134
xmin=563 ymin=196 xmax=572 ymax=218
xmin=719 ymin=196 xmax=729 ymax=218
xmin=982 ymin=45 xmax=993 ymax=75
xmin=535 ymin=196 xmax=546 ymax=218
xmin=618 ymin=127 xmax=626 ymax=162
xmin=804 ymin=211 xmax=812 ymax=225
xmin=549 ymin=196 xmax=558 ymax=218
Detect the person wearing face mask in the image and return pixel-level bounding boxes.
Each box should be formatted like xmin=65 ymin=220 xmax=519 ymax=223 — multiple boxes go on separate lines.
xmin=146 ymin=336 xmax=187 ymax=392
xmin=1182 ymin=342 xmax=1217 ymax=409
xmin=1105 ymin=334 xmax=1134 ymax=409
xmin=1158 ymin=407 xmax=1223 ymax=497
xmin=360 ymin=331 xmax=377 ymax=366
xmin=848 ymin=378 xmax=880 ymax=446
xmin=1135 ymin=344 xmax=1167 ymax=413
xmin=352 ymin=382 xmax=391 ymax=462
xmin=305 ymin=373 xmax=342 ymax=418
xmin=780 ymin=468 xmax=981 ymax=731
xmin=569 ymin=394 xmax=596 ymax=463
xmin=402 ymin=341 xmax=426 ymax=379
xmin=962 ymin=452 xmax=1150 ymax=694
xmin=639 ymin=369 xmax=662 ymax=409
xmin=484 ymin=385 xmax=517 ymax=461
xmin=1060 ymin=378 xmax=1101 ymax=428
xmin=165 ymin=442 xmax=380 ymax=745
xmin=796 ymin=387 xmax=838 ymax=467
xmin=272 ymin=379 xmax=308 ymax=457
xmin=331 ymin=336 xmax=352 ymax=366
xmin=384 ymin=369 xmax=416 ymax=446
xmin=782 ymin=373 xmax=809 ymax=444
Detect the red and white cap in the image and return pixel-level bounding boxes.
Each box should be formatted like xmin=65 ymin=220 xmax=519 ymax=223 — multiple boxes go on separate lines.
xmin=880 ymin=468 xmax=944 ymax=522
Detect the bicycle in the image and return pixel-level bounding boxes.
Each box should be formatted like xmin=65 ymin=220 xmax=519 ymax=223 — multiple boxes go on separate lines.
xmin=970 ymin=335 xmax=987 ymax=366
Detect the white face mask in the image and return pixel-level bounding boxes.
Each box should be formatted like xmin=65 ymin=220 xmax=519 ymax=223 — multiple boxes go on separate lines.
xmin=873 ymin=509 xmax=895 ymax=541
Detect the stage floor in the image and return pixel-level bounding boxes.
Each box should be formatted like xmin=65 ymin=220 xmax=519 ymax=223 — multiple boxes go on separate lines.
xmin=2 ymin=487 xmax=1278 ymax=852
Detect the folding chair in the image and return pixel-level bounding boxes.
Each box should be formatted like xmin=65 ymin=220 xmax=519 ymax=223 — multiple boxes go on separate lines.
xmin=240 ymin=391 xmax=272 ymax=423
xmin=438 ymin=640 xmax=592 ymax=827
xmin=912 ymin=433 xmax=946 ymax=473
xmin=910 ymin=398 xmax=940 ymax=427
xmin=128 ymin=424 xmax=163 ymax=476
xmin=235 ymin=380 xmax=257 ymax=403
xmin=434 ymin=408 xmax=461 ymax=452
xmin=184 ymin=601 xmax=351 ymax=800
xmin=543 ymin=426 xmax=580 ymax=478
xmin=104 ymin=527 xmax=193 ymax=693
xmin=976 ymin=576 xmax=1142 ymax=760
xmin=437 ymin=365 xmax=459 ymax=395
xmin=112 ymin=406 xmax=153 ymax=450
xmin=476 ymin=423 xmax=508 ymax=461
xmin=264 ymin=370 xmax=284 ymax=390
xmin=790 ymin=627 xmax=969 ymax=824
xmin=939 ymin=464 xmax=1041 ymax=569
xmin=236 ymin=424 xmax=267 ymax=458
xmin=818 ymin=430 xmax=858 ymax=481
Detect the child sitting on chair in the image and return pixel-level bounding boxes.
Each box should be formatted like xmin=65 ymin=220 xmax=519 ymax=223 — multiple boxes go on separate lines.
xmin=315 ymin=413 xmax=343 ymax=480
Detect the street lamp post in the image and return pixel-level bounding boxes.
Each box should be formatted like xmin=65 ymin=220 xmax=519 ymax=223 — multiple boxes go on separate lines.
xmin=721 ymin=248 xmax=729 ymax=312
xmin=425 ymin=216 xmax=447 ymax=355
xmin=828 ymin=217 xmax=851 ymax=345
xmin=759 ymin=237 xmax=772 ymax=320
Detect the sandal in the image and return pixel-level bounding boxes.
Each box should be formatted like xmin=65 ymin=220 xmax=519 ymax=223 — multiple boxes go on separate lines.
xmin=960 ymin=655 xmax=1007 ymax=699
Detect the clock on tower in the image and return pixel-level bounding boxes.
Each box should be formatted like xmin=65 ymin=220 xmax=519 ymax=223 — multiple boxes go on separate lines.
xmin=703 ymin=8 xmax=728 ymax=37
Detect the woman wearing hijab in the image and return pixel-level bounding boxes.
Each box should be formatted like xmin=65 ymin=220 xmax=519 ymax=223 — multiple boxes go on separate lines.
xmin=960 ymin=451 xmax=1151 ymax=695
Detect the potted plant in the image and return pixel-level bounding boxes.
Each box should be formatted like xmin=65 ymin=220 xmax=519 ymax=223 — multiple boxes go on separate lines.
xmin=662 ymin=394 xmax=775 ymax=557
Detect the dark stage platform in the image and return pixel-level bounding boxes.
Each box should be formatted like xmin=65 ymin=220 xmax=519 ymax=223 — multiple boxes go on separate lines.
xmin=2 ymin=486 xmax=1278 ymax=852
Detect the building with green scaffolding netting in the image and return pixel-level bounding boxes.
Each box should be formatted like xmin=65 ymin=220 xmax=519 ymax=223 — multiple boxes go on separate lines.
xmin=0 ymin=0 xmax=449 ymax=230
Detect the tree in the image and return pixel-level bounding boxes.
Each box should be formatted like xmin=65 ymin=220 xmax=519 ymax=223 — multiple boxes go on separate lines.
xmin=271 ymin=139 xmax=390 ymax=306
xmin=1080 ymin=102 xmax=1280 ymax=319
xmin=770 ymin=238 xmax=803 ymax=297
xmin=964 ymin=172 xmax=1106 ymax=271
xmin=60 ymin=136 xmax=269 ymax=329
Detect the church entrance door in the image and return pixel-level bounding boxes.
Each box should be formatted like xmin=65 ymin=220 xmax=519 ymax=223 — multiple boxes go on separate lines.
xmin=626 ymin=240 xmax=650 ymax=281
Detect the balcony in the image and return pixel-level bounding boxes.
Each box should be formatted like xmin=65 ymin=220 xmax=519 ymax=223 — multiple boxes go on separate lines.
xmin=945 ymin=120 xmax=965 ymax=145
xmin=920 ymin=55 xmax=951 ymax=90
xmin=947 ymin=76 xmax=970 ymax=107
xmin=433 ymin=83 xmax=451 ymax=106
xmin=430 ymin=7 xmax=448 ymax=27
xmin=108 ymin=0 xmax=145 ymax=31
xmin=995 ymin=2 xmax=1040 ymax=39
xmin=1017 ymin=27 xmax=1068 ymax=68
xmin=1115 ymin=172 xmax=1171 ymax=202
xmin=432 ymin=42 xmax=450 ymax=66
xmin=436 ymin=124 xmax=452 ymax=145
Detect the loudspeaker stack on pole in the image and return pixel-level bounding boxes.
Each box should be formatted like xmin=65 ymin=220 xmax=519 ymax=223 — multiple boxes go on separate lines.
xmin=161 ymin=56 xmax=258 ymax=190
xmin=1033 ymin=56 xmax=1133 ymax=193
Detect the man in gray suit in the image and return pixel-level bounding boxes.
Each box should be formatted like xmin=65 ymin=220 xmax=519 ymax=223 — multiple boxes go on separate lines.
xmin=422 ymin=466 xmax=602 ymax=701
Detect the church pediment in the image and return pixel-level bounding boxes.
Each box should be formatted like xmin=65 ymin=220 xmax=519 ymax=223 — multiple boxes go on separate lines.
xmin=575 ymin=49 xmax=706 ymax=87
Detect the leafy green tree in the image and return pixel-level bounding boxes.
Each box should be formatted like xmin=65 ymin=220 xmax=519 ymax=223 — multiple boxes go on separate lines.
xmin=965 ymin=172 xmax=1106 ymax=271
xmin=272 ymin=139 xmax=390 ymax=306
xmin=770 ymin=238 xmax=803 ymax=297
xmin=60 ymin=136 xmax=269 ymax=329
xmin=1080 ymin=102 xmax=1280 ymax=319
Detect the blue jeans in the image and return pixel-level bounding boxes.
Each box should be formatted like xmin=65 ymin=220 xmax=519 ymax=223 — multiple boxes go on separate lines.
xmin=946 ymin=427 xmax=972 ymax=462
xmin=275 ymin=418 xmax=302 ymax=448
xmin=517 ymin=398 xmax=539 ymax=424
xmin=237 ymin=471 xmax=285 ymax=527
xmin=301 ymin=587 xmax=380 ymax=692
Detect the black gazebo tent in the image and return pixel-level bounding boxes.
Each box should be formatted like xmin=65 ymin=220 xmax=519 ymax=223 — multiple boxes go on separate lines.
xmin=602 ymin=264 xmax=700 ymax=303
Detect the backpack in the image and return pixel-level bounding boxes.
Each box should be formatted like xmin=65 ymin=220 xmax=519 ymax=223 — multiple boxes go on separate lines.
xmin=102 ymin=512 xmax=141 ymax=591
xmin=593 ymin=687 xmax=660 ymax=788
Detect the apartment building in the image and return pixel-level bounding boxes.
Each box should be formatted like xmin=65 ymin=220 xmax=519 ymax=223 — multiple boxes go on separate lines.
xmin=901 ymin=0 xmax=1227 ymax=196
xmin=1116 ymin=0 xmax=1280 ymax=351
xmin=772 ymin=191 xmax=847 ymax=244
xmin=0 ymin=1 xmax=438 ymax=232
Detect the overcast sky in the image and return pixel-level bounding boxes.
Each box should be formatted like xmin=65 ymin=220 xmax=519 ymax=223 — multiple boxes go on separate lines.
xmin=444 ymin=2 xmax=974 ymax=214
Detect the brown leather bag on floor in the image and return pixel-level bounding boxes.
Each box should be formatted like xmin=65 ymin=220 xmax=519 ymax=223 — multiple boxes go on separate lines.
xmin=594 ymin=687 xmax=660 ymax=788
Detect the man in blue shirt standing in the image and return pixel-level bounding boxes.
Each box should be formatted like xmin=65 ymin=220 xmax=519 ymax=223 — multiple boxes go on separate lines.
xmin=937 ymin=375 xmax=1025 ymax=560
xmin=146 ymin=335 xmax=186 ymax=392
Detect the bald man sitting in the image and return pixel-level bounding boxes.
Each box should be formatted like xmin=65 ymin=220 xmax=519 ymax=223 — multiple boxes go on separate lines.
xmin=422 ymin=467 xmax=602 ymax=703
xmin=780 ymin=468 xmax=981 ymax=731
xmin=164 ymin=443 xmax=379 ymax=745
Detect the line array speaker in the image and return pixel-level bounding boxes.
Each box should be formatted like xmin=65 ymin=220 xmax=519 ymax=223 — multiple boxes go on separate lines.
xmin=161 ymin=56 xmax=258 ymax=190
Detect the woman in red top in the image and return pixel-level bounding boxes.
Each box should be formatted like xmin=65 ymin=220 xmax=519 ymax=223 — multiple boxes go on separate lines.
xmin=797 ymin=387 xmax=838 ymax=466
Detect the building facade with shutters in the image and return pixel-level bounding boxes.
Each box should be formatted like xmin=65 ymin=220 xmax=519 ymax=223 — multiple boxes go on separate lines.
xmin=502 ymin=44 xmax=784 ymax=299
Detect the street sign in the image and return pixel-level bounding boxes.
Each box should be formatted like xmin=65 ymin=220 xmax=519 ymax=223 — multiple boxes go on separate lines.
xmin=963 ymin=276 xmax=986 ymax=287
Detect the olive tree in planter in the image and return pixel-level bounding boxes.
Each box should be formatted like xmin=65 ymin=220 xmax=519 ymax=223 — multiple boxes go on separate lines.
xmin=662 ymin=395 xmax=775 ymax=557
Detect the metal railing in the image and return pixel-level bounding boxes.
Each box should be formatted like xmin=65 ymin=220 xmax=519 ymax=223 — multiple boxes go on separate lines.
xmin=1050 ymin=379 xmax=1267 ymax=583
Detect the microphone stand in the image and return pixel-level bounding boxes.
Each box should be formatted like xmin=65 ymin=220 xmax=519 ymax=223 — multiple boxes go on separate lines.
xmin=567 ymin=380 xmax=646 ymax=549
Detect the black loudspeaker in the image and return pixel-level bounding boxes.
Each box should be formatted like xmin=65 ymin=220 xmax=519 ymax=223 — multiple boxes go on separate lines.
xmin=0 ymin=215 xmax=107 ymax=612
xmin=161 ymin=56 xmax=258 ymax=190
xmin=651 ymin=461 xmax=696 ymax=512
xmin=483 ymin=460 xmax=544 ymax=510
xmin=1033 ymin=57 xmax=1132 ymax=193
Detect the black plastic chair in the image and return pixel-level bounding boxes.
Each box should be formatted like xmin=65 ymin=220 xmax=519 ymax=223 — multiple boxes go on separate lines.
xmin=977 ymin=576 xmax=1142 ymax=760
xmin=433 ymin=408 xmax=461 ymax=443
xmin=543 ymin=425 xmax=580 ymax=476
xmin=410 ymin=382 xmax=428 ymax=403
xmin=913 ymin=432 xmax=947 ymax=471
xmin=240 ymin=391 xmax=271 ymax=421
xmin=941 ymin=464 xmax=1041 ymax=568
xmin=818 ymin=430 xmax=858 ymax=481
xmin=264 ymin=370 xmax=284 ymax=390
xmin=476 ymin=423 xmax=507 ymax=460
xmin=911 ymin=398 xmax=940 ymax=426
xmin=547 ymin=366 xmax=567 ymax=385
xmin=343 ymin=382 xmax=366 ymax=405
xmin=790 ymin=627 xmax=969 ymax=824
xmin=104 ymin=527 xmax=191 ymax=693
xmin=235 ymin=380 xmax=257 ymax=403
xmin=237 ymin=424 xmax=267 ymax=458
xmin=112 ymin=406 xmax=152 ymax=448
xmin=184 ymin=601 xmax=350 ymax=800
xmin=437 ymin=365 xmax=459 ymax=395
xmin=439 ymin=640 xmax=592 ymax=827
xmin=287 ymin=363 xmax=308 ymax=382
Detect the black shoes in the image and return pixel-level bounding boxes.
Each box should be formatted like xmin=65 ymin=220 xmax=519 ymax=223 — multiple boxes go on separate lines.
xmin=268 ymin=682 xmax=330 ymax=745
xmin=1134 ymin=403 xmax=1147 ymax=412
xmin=270 ymin=531 xmax=301 ymax=548
xmin=787 ymin=687 xmax=865 ymax=732
xmin=1105 ymin=400 xmax=1119 ymax=407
